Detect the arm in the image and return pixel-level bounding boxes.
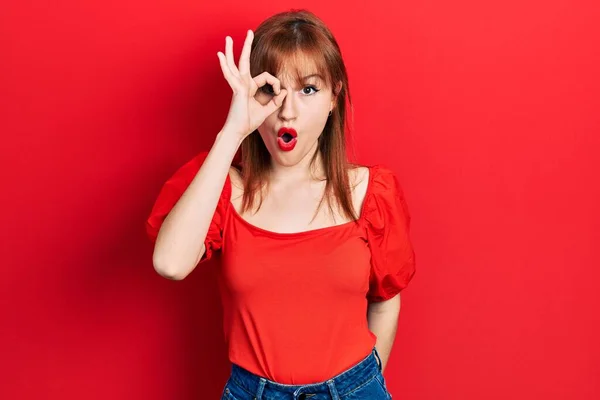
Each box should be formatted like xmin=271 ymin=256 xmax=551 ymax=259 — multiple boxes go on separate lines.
xmin=152 ymin=30 xmax=289 ymax=280
xmin=152 ymin=129 xmax=241 ymax=280
xmin=367 ymin=293 xmax=401 ymax=373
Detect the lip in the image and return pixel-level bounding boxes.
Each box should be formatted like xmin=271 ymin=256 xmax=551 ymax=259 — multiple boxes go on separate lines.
xmin=277 ymin=127 xmax=298 ymax=152
xmin=277 ymin=127 xmax=298 ymax=138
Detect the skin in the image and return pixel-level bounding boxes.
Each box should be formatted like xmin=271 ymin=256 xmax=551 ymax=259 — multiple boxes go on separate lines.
xmin=255 ymin=66 xmax=336 ymax=173
xmin=221 ymin=30 xmax=401 ymax=375
xmin=231 ymin=60 xmax=350 ymax=231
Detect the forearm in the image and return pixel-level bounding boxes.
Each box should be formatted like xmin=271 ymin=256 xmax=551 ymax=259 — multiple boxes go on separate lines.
xmin=367 ymin=293 xmax=401 ymax=373
xmin=152 ymin=129 xmax=242 ymax=280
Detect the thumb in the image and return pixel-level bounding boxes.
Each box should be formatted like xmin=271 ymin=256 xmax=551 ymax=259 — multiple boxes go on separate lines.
xmin=263 ymin=89 xmax=287 ymax=115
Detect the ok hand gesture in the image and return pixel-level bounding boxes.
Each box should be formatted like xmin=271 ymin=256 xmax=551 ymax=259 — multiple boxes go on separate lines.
xmin=217 ymin=30 xmax=288 ymax=141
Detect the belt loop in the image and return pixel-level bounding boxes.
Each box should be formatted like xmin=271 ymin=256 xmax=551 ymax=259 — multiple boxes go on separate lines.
xmin=255 ymin=378 xmax=266 ymax=399
xmin=373 ymin=347 xmax=383 ymax=371
xmin=326 ymin=379 xmax=340 ymax=400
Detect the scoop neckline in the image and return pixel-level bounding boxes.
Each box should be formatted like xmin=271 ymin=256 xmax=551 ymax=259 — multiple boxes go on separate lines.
xmin=227 ymin=165 xmax=377 ymax=239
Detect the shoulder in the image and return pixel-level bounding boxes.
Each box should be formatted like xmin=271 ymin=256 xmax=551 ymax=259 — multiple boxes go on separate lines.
xmin=358 ymin=164 xmax=410 ymax=223
xmin=349 ymin=163 xmax=403 ymax=196
xmin=348 ymin=164 xmax=370 ymax=189
xmin=347 ymin=163 xmax=404 ymax=200
xmin=367 ymin=165 xmax=404 ymax=196
xmin=347 ymin=165 xmax=370 ymax=216
xmin=169 ymin=150 xmax=241 ymax=202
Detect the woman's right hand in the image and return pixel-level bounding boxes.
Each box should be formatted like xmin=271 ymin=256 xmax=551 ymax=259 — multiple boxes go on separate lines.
xmin=217 ymin=30 xmax=288 ymax=141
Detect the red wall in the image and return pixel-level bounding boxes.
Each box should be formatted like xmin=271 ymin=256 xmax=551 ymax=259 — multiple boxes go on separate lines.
xmin=2 ymin=1 xmax=598 ymax=399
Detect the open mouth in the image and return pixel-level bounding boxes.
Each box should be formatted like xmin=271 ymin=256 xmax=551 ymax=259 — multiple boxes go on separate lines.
xmin=277 ymin=127 xmax=298 ymax=151
xmin=281 ymin=132 xmax=295 ymax=143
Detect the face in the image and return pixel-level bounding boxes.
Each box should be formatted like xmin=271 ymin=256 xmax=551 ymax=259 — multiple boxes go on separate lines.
xmin=255 ymin=62 xmax=338 ymax=167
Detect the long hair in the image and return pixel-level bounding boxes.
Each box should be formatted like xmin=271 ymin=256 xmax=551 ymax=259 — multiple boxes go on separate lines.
xmin=240 ymin=9 xmax=357 ymax=223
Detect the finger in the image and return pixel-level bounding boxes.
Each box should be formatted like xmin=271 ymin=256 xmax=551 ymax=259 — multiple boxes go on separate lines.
xmin=252 ymin=72 xmax=281 ymax=94
xmin=262 ymin=88 xmax=287 ymax=115
xmin=217 ymin=52 xmax=235 ymax=86
xmin=225 ymin=36 xmax=240 ymax=76
xmin=238 ymin=30 xmax=253 ymax=76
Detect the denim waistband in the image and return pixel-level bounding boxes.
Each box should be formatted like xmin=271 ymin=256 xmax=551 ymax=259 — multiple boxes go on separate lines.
xmin=227 ymin=347 xmax=383 ymax=399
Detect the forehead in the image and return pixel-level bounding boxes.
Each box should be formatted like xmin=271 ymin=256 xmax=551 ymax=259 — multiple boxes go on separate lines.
xmin=273 ymin=51 xmax=329 ymax=86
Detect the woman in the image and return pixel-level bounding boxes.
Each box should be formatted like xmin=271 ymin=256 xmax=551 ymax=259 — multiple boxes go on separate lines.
xmin=146 ymin=9 xmax=416 ymax=400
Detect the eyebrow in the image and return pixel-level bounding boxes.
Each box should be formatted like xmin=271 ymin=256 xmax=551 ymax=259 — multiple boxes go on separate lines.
xmin=269 ymin=73 xmax=324 ymax=90
xmin=302 ymin=74 xmax=323 ymax=80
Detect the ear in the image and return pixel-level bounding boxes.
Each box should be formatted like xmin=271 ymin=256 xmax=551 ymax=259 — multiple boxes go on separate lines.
xmin=330 ymin=80 xmax=343 ymax=111
xmin=333 ymin=80 xmax=342 ymax=97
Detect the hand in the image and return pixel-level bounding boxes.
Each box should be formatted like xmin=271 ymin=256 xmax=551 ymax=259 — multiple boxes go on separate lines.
xmin=217 ymin=30 xmax=288 ymax=141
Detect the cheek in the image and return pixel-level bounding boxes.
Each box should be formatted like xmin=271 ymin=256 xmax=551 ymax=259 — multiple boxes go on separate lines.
xmin=289 ymin=99 xmax=328 ymax=126
xmin=305 ymin=103 xmax=331 ymax=127
xmin=257 ymin=113 xmax=277 ymax=133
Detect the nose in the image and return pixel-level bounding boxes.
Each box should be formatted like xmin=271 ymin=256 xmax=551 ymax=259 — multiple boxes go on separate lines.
xmin=278 ymin=91 xmax=297 ymax=121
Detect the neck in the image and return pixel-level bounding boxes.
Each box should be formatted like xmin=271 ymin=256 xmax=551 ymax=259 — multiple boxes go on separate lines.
xmin=269 ymin=141 xmax=325 ymax=183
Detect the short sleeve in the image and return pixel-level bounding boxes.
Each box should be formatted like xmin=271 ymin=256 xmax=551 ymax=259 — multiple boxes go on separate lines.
xmin=364 ymin=166 xmax=416 ymax=302
xmin=145 ymin=151 xmax=232 ymax=264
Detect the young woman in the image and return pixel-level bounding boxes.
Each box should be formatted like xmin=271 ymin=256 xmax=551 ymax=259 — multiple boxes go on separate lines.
xmin=146 ymin=9 xmax=416 ymax=400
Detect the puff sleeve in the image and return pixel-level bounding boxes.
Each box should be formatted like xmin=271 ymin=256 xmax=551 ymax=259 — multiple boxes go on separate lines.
xmin=145 ymin=151 xmax=232 ymax=264
xmin=364 ymin=166 xmax=416 ymax=302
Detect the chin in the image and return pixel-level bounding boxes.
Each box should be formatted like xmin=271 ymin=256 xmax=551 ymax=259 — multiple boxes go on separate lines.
xmin=269 ymin=150 xmax=305 ymax=167
xmin=276 ymin=142 xmax=321 ymax=167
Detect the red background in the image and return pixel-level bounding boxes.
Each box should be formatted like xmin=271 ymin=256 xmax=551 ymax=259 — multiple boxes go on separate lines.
xmin=1 ymin=1 xmax=599 ymax=399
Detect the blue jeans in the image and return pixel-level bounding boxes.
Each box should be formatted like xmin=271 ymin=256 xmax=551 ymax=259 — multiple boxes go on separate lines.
xmin=221 ymin=347 xmax=392 ymax=399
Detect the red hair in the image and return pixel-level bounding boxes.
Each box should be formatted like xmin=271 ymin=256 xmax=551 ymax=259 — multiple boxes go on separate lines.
xmin=240 ymin=9 xmax=357 ymax=223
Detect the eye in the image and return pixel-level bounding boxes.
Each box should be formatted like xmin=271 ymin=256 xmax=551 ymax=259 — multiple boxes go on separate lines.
xmin=302 ymin=85 xmax=320 ymax=95
xmin=260 ymin=84 xmax=320 ymax=96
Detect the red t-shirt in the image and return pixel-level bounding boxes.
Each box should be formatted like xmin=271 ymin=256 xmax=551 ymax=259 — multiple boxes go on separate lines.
xmin=146 ymin=151 xmax=416 ymax=384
